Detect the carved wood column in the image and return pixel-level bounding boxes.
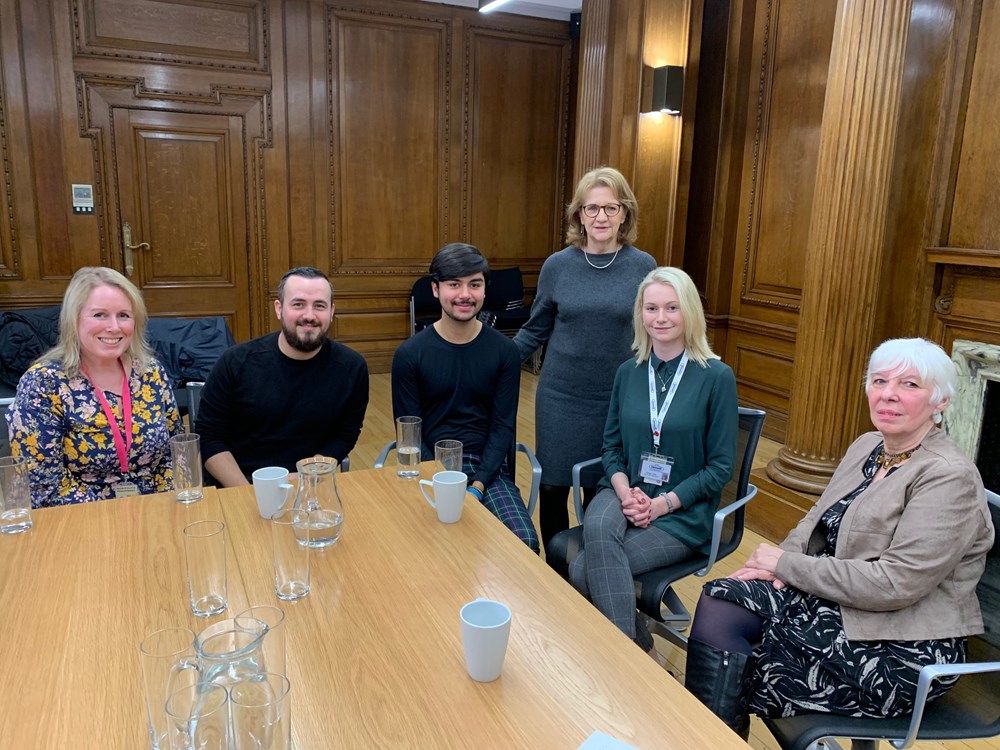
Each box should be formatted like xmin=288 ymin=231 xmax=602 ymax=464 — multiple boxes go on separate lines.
xmin=572 ymin=0 xmax=643 ymax=182
xmin=767 ymin=0 xmax=914 ymax=493
xmin=573 ymin=0 xmax=613 ymax=180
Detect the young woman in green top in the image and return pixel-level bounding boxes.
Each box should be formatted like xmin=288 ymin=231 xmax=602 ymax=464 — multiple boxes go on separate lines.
xmin=568 ymin=267 xmax=738 ymax=657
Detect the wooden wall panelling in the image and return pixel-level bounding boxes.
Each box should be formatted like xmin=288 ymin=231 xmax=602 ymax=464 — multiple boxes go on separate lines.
xmin=322 ymin=1 xmax=571 ymax=372
xmin=944 ymin=1 xmax=1000 ymax=254
xmin=21 ymin=0 xmax=98 ymax=289
xmin=0 ymin=0 xmax=277 ymax=335
xmin=328 ymin=7 xmax=450 ymax=275
xmin=0 ymin=0 xmax=28 ymax=284
xmin=78 ymin=77 xmax=271 ymax=340
xmin=874 ymin=0 xmax=959 ymax=340
xmin=73 ymin=0 xmax=268 ymax=71
xmin=767 ymin=0 xmax=918 ymax=495
xmin=572 ymin=0 xmax=643 ymax=181
xmin=281 ymin=0 xmax=327 ymax=304
xmin=722 ymin=0 xmax=836 ymax=442
xmin=1 ymin=0 xmax=573 ymax=369
xmin=323 ymin=3 xmax=453 ymax=373
xmin=633 ymin=0 xmax=695 ymax=267
xmin=931 ymin=267 xmax=1000 ymax=349
xmin=687 ymin=0 xmax=757 ymax=361
xmin=463 ymin=25 xmax=571 ymax=265
xmin=923 ymin=3 xmax=1000 ymax=356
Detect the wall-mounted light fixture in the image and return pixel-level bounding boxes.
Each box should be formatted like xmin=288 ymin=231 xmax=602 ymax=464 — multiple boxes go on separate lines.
xmin=479 ymin=0 xmax=512 ymax=12
xmin=641 ymin=65 xmax=684 ymax=115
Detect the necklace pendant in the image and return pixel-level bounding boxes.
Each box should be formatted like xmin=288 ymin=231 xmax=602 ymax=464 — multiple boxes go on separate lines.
xmin=660 ymin=385 xmax=667 ymax=393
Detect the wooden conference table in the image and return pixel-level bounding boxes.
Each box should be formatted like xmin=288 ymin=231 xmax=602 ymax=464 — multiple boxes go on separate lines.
xmin=0 ymin=463 xmax=748 ymax=749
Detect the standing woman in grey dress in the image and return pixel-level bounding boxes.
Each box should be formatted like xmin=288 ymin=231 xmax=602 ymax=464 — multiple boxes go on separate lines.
xmin=513 ymin=167 xmax=656 ymax=555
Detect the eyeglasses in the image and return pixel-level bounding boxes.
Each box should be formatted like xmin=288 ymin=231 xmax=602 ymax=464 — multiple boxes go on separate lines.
xmin=581 ymin=203 xmax=623 ymax=218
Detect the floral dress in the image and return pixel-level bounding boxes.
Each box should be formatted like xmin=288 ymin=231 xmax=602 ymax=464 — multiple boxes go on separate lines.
xmin=705 ymin=445 xmax=965 ymax=719
xmin=6 ymin=358 xmax=183 ymax=507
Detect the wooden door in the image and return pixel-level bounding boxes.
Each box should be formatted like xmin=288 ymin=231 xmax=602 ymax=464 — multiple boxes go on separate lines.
xmin=112 ymin=108 xmax=252 ymax=340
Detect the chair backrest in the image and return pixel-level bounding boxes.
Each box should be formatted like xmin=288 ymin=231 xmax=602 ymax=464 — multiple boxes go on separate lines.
xmin=977 ymin=490 xmax=1000 ymax=653
xmin=717 ymin=407 xmax=766 ymax=551
xmin=410 ymin=276 xmax=438 ymax=336
xmin=186 ymin=381 xmax=205 ymax=433
xmin=411 ymin=276 xmax=437 ymax=311
xmin=483 ymin=268 xmax=526 ymax=312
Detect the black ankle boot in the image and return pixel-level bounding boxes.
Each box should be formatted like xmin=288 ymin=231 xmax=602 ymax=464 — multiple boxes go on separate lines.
xmin=684 ymin=638 xmax=755 ymax=738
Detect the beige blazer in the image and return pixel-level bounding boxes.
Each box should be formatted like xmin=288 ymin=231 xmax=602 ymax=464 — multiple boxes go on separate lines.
xmin=774 ymin=428 xmax=994 ymax=641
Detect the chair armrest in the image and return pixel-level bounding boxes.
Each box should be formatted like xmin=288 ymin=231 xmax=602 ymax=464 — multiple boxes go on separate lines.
xmin=571 ymin=457 xmax=603 ymax=524
xmin=515 ymin=442 xmax=542 ymax=518
xmin=696 ymin=484 xmax=758 ymax=576
xmin=889 ymin=660 xmax=1000 ymax=749
xmin=374 ymin=440 xmax=396 ymax=469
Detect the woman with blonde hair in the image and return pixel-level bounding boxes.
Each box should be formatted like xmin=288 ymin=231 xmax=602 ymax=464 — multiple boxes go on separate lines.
xmin=513 ymin=166 xmax=656 ymax=555
xmin=567 ymin=266 xmax=738 ymax=655
xmin=7 ymin=267 xmax=182 ymax=506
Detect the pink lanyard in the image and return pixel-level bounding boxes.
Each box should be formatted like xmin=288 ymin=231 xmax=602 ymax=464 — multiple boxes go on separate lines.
xmin=82 ymin=362 xmax=133 ymax=474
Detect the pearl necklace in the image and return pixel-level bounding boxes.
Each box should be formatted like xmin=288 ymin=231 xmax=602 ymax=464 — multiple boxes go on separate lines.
xmin=583 ymin=246 xmax=621 ymax=269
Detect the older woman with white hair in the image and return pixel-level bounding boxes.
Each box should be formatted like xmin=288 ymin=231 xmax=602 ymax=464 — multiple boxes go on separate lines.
xmin=7 ymin=266 xmax=182 ymax=507
xmin=684 ymin=338 xmax=994 ymax=737
xmin=567 ymin=266 xmax=738 ymax=656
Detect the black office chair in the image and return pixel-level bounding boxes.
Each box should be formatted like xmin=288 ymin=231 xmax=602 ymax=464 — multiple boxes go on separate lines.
xmin=0 ymin=397 xmax=13 ymax=458
xmin=409 ymin=276 xmax=438 ymax=337
xmin=478 ymin=267 xmax=531 ymax=336
xmin=373 ymin=439 xmax=541 ymax=517
xmin=546 ymin=407 xmax=766 ymax=650
xmin=762 ymin=489 xmax=1000 ymax=750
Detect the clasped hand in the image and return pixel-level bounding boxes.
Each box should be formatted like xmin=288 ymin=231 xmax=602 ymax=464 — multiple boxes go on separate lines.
xmin=620 ymin=487 xmax=657 ymax=528
xmin=731 ymin=542 xmax=786 ymax=589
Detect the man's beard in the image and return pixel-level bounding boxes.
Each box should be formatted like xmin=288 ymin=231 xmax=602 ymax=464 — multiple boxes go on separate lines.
xmin=281 ymin=320 xmax=328 ymax=352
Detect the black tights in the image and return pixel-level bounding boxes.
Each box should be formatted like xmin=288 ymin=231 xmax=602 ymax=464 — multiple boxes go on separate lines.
xmin=689 ymin=592 xmax=764 ymax=656
xmin=539 ymin=483 xmax=598 ymax=552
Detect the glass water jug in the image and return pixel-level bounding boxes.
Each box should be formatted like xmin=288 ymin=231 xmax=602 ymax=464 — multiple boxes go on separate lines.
xmin=292 ymin=456 xmax=344 ymax=548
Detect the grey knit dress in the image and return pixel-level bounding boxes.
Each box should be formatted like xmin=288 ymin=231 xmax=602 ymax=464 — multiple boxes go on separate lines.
xmin=513 ymin=245 xmax=656 ymax=486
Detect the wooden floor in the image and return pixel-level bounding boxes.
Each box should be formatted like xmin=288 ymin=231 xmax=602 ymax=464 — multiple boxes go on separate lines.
xmin=357 ymin=370 xmax=997 ymax=750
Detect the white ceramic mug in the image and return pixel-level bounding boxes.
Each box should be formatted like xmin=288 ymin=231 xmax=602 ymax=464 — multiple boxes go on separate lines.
xmin=419 ymin=470 xmax=467 ymax=523
xmin=459 ymin=598 xmax=512 ymax=682
xmin=252 ymin=466 xmax=294 ymax=519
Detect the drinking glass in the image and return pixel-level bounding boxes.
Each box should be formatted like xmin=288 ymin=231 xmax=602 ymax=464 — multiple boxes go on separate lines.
xmin=0 ymin=455 xmax=32 ymax=534
xmin=183 ymin=520 xmax=228 ymax=617
xmin=170 ymin=433 xmax=204 ymax=503
xmin=230 ymin=673 xmax=292 ymax=750
xmin=272 ymin=509 xmax=310 ymax=601
xmin=139 ymin=627 xmax=198 ymax=750
xmin=434 ymin=439 xmax=463 ymax=472
xmin=395 ymin=416 xmax=422 ymax=478
xmin=164 ymin=683 xmax=229 ymax=750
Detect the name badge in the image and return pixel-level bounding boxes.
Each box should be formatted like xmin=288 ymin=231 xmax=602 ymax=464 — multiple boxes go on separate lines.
xmin=115 ymin=482 xmax=139 ymax=498
xmin=639 ymin=452 xmax=673 ymax=486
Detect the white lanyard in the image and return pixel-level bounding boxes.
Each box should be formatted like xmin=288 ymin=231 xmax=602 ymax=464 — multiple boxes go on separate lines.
xmin=648 ymin=352 xmax=688 ymax=453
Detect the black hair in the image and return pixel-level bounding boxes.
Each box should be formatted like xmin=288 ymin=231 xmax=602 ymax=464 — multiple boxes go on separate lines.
xmin=428 ymin=243 xmax=490 ymax=283
xmin=277 ymin=266 xmax=334 ymax=302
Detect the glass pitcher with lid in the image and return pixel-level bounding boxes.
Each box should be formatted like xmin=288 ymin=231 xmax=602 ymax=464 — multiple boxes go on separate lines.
xmin=292 ymin=456 xmax=344 ymax=548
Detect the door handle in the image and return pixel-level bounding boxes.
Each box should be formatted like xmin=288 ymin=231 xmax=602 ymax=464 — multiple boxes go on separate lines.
xmin=122 ymin=222 xmax=151 ymax=278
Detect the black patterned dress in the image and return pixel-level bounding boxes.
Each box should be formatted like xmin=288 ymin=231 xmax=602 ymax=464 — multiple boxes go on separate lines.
xmin=704 ymin=445 xmax=966 ymax=719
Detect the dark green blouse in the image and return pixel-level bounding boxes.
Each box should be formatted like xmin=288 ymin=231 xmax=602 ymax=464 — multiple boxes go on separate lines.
xmin=599 ymin=351 xmax=738 ymax=553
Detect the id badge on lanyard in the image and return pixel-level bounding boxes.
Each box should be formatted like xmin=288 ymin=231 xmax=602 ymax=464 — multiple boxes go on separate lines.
xmin=640 ymin=452 xmax=673 ymax=486
xmin=644 ymin=352 xmax=688 ymax=486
